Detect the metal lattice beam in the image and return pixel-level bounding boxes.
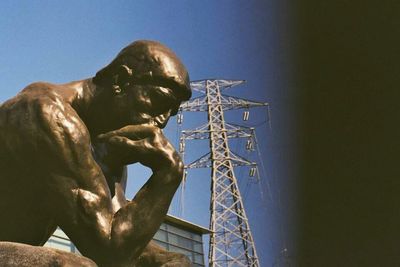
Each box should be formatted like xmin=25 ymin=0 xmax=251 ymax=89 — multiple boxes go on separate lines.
xmin=179 ymin=79 xmax=266 ymax=267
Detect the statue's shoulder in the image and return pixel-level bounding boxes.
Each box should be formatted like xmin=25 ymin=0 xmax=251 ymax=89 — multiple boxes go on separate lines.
xmin=3 ymin=81 xmax=69 ymax=108
xmin=0 ymin=80 xmax=86 ymax=152
xmin=19 ymin=81 xmax=63 ymax=97
xmin=1 ymin=81 xmax=74 ymax=127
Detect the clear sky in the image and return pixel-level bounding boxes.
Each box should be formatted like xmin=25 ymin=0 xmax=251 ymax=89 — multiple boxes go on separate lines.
xmin=0 ymin=1 xmax=296 ymax=266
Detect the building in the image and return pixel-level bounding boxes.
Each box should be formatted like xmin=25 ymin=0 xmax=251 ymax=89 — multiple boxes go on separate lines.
xmin=153 ymin=214 xmax=210 ymax=267
xmin=44 ymin=227 xmax=78 ymax=253
xmin=45 ymin=214 xmax=210 ymax=266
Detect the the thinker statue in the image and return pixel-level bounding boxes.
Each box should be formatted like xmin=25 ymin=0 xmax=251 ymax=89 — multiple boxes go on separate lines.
xmin=0 ymin=40 xmax=192 ymax=267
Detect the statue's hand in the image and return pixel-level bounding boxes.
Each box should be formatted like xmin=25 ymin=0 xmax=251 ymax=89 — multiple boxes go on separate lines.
xmin=96 ymin=124 xmax=183 ymax=174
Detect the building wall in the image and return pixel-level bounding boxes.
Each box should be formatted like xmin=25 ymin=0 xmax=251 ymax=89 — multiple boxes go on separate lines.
xmin=44 ymin=228 xmax=78 ymax=254
xmin=44 ymin=222 xmax=206 ymax=266
xmin=153 ymin=222 xmax=205 ymax=267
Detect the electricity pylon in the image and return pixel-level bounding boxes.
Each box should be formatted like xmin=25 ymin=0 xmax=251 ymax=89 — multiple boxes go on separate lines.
xmin=178 ymin=79 xmax=268 ymax=267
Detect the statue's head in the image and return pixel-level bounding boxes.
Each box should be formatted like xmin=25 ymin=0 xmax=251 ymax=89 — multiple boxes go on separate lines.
xmin=93 ymin=40 xmax=191 ymax=129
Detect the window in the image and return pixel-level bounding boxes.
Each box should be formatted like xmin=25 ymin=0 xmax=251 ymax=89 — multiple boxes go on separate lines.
xmin=192 ymin=233 xmax=202 ymax=242
xmin=194 ymin=253 xmax=204 ymax=264
xmin=159 ymin=223 xmax=167 ymax=230
xmin=45 ymin=236 xmax=74 ymax=252
xmin=154 ymin=229 xmax=167 ymax=242
xmin=166 ymin=224 xmax=192 ymax=239
xmin=193 ymin=242 xmax=203 ymax=253
xmin=169 ymin=245 xmax=194 ymax=262
xmin=167 ymin=233 xmax=194 ymax=250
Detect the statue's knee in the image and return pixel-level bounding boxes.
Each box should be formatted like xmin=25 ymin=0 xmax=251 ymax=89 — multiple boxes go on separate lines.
xmin=176 ymin=254 xmax=191 ymax=266
xmin=136 ymin=250 xmax=191 ymax=267
xmin=162 ymin=252 xmax=191 ymax=267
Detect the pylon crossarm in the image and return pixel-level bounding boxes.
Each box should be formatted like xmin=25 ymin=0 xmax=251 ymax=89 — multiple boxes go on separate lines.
xmin=189 ymin=80 xmax=207 ymax=93
xmin=189 ymin=79 xmax=246 ymax=93
xmin=225 ymin=122 xmax=254 ymax=131
xmin=186 ymin=152 xmax=212 ymax=169
xmin=224 ymin=123 xmax=255 ymax=139
xmin=180 ymin=96 xmax=208 ymax=111
xmin=183 ymin=128 xmax=253 ymax=139
xmin=219 ymin=94 xmax=268 ymax=111
xmin=181 ymin=123 xmax=210 ymax=140
xmin=228 ymin=151 xmax=256 ymax=167
xmin=215 ymin=79 xmax=246 ymax=89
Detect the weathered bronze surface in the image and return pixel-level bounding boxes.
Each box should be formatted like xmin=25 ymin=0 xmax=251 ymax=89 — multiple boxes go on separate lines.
xmin=0 ymin=40 xmax=192 ymax=267
xmin=0 ymin=242 xmax=97 ymax=267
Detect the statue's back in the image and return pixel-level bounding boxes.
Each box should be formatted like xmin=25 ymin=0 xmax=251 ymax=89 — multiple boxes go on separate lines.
xmin=0 ymin=90 xmax=58 ymax=246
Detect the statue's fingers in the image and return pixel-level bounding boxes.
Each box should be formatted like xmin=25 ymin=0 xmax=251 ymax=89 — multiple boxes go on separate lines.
xmin=108 ymin=136 xmax=156 ymax=155
xmin=97 ymin=124 xmax=159 ymax=141
xmin=103 ymin=136 xmax=157 ymax=165
xmin=115 ymin=124 xmax=160 ymax=139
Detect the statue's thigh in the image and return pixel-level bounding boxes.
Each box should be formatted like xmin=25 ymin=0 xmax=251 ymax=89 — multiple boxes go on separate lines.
xmin=0 ymin=189 xmax=56 ymax=245
xmin=136 ymin=241 xmax=191 ymax=267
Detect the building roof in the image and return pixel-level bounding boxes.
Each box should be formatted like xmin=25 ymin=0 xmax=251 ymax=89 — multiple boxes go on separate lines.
xmin=165 ymin=214 xmax=211 ymax=235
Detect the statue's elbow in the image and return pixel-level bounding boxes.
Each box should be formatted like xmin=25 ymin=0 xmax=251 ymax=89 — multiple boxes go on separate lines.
xmin=158 ymin=159 xmax=184 ymax=186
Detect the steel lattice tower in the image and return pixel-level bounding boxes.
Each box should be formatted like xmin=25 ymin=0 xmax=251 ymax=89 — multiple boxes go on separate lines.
xmin=178 ymin=79 xmax=268 ymax=267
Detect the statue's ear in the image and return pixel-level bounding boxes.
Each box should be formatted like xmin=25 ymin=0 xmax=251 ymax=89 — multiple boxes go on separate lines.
xmin=112 ymin=65 xmax=133 ymax=95
xmin=114 ymin=65 xmax=133 ymax=86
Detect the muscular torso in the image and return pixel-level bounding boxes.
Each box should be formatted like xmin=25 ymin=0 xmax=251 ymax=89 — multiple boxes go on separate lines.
xmin=0 ymin=80 xmax=189 ymax=267
xmin=0 ymin=82 xmax=125 ymax=246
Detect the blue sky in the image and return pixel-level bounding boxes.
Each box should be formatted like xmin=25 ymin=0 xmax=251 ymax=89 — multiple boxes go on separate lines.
xmin=0 ymin=1 xmax=296 ymax=265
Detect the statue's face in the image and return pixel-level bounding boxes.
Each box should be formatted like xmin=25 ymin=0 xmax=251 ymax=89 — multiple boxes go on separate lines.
xmin=124 ymin=82 xmax=182 ymax=128
xmin=100 ymin=41 xmax=191 ymax=131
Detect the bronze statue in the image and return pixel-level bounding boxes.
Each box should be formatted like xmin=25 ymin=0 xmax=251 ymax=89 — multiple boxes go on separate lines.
xmin=0 ymin=40 xmax=192 ymax=267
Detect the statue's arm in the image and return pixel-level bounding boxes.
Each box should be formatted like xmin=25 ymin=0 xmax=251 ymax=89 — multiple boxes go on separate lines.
xmin=95 ymin=125 xmax=185 ymax=261
xmin=34 ymin=103 xmax=115 ymax=253
xmin=38 ymin=104 xmax=184 ymax=266
xmin=92 ymin=130 xmax=190 ymax=267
